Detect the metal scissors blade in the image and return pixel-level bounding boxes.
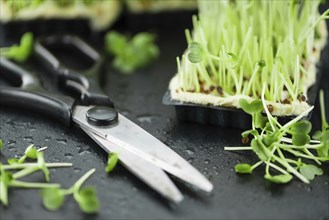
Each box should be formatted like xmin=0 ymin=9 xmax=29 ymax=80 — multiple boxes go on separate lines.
xmin=73 ymin=105 xmax=213 ymax=192
xmin=81 ymin=127 xmax=184 ymax=203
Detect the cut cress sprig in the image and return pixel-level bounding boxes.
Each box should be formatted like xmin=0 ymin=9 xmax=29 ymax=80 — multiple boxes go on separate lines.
xmin=41 ymin=169 xmax=100 ymax=214
xmin=225 ymin=88 xmax=329 ymax=184
xmin=0 ymin=142 xmax=100 ymax=213
xmin=0 ymin=144 xmax=72 ymax=206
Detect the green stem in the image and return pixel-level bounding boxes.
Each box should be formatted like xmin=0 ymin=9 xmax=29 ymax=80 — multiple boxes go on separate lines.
xmin=319 ymin=90 xmax=328 ymax=130
xmin=267 ymin=162 xmax=289 ymax=175
xmin=275 ymin=147 xmax=309 ymax=183
xmin=251 ymin=161 xmax=263 ymax=170
xmin=71 ymin=168 xmax=96 ymax=202
xmin=2 ymin=163 xmax=73 ymax=170
xmin=224 ymin=146 xmax=252 ymax=151
xmin=12 ymin=166 xmax=39 ymax=179
xmin=72 ymin=168 xmax=96 ymax=192
xmin=303 ymin=148 xmax=321 ymax=165
xmin=9 ymin=180 xmax=60 ymax=189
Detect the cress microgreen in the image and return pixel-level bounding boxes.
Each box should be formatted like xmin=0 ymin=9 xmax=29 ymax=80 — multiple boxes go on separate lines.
xmin=41 ymin=168 xmax=99 ymax=214
xmin=0 ymin=139 xmax=3 ymax=150
xmin=105 ymin=31 xmax=159 ymax=74
xmin=176 ymin=1 xmax=329 ymax=109
xmin=234 ymin=163 xmax=252 ymax=174
xmin=105 ymin=152 xmax=119 ymax=173
xmin=0 ymin=143 xmax=72 ymax=207
xmin=225 ymin=88 xmax=329 ymax=184
xmin=0 ymin=32 xmax=34 ymax=62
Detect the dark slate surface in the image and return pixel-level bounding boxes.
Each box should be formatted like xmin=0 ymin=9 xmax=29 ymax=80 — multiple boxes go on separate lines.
xmin=1 ymin=9 xmax=329 ymax=220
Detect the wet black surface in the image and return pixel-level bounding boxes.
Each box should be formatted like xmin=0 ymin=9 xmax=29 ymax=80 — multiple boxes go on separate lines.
xmin=1 ymin=10 xmax=329 ymax=220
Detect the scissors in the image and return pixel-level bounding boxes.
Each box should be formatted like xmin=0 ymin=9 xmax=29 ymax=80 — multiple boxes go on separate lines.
xmin=0 ymin=35 xmax=213 ymax=203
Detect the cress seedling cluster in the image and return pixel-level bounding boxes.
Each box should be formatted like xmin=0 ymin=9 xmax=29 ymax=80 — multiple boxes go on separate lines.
xmin=177 ymin=1 xmax=328 ymax=105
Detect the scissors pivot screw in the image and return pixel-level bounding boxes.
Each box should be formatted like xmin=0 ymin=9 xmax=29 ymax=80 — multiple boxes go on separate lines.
xmin=86 ymin=106 xmax=118 ymax=126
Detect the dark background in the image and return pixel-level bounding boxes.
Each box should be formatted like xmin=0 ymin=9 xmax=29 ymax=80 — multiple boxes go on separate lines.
xmin=1 ymin=5 xmax=329 ymax=220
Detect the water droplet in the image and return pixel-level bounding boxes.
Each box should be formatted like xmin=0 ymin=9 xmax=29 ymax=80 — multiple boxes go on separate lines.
xmin=204 ymin=159 xmax=210 ymax=164
xmin=14 ymin=154 xmax=23 ymax=158
xmin=29 ymin=128 xmax=37 ymax=132
xmin=24 ymin=136 xmax=33 ymax=142
xmin=185 ymin=148 xmax=195 ymax=156
xmin=163 ymin=130 xmax=168 ymax=135
xmin=305 ymin=186 xmax=312 ymax=192
xmin=79 ymin=150 xmax=90 ymax=156
xmin=8 ymin=140 xmax=16 ymax=145
xmin=52 ymin=157 xmax=60 ymax=162
xmin=74 ymin=168 xmax=81 ymax=173
xmin=64 ymin=153 xmax=74 ymax=159
xmin=166 ymin=118 xmax=173 ymax=123
xmin=199 ymin=145 xmax=203 ymax=149
xmin=121 ymin=110 xmax=131 ymax=116
xmin=137 ymin=115 xmax=158 ymax=123
xmin=56 ymin=139 xmax=67 ymax=145
xmin=44 ymin=137 xmax=51 ymax=142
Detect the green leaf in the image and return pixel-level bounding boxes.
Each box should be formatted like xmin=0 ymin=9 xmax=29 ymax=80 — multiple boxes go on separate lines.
xmin=7 ymin=158 xmax=20 ymax=165
xmin=76 ymin=187 xmax=100 ymax=214
xmin=187 ymin=42 xmax=205 ymax=63
xmin=262 ymin=133 xmax=278 ymax=147
xmin=41 ymin=188 xmax=65 ymax=211
xmin=105 ymin=31 xmax=128 ymax=56
xmin=241 ymin=129 xmax=258 ymax=138
xmin=312 ymin=130 xmax=322 ymax=140
xmin=239 ymin=99 xmax=263 ymax=114
xmin=105 ymin=31 xmax=159 ymax=74
xmin=24 ymin=144 xmax=38 ymax=160
xmin=264 ymin=174 xmax=293 ymax=184
xmin=0 ymin=169 xmax=13 ymax=206
xmin=234 ymin=163 xmax=253 ymax=174
xmin=300 ymin=164 xmax=323 ymax=180
xmin=317 ymin=130 xmax=329 ymax=157
xmin=251 ymin=139 xmax=269 ymax=161
xmin=292 ymin=133 xmax=310 ymax=146
xmin=105 ymin=153 xmax=119 ymax=173
xmin=0 ymin=32 xmax=34 ymax=62
xmin=254 ymin=112 xmax=268 ymax=129
xmin=0 ymin=139 xmax=3 ymax=150
xmin=290 ymin=120 xmax=312 ymax=134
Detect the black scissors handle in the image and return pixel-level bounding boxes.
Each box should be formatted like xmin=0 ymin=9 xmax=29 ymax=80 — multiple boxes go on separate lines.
xmin=33 ymin=35 xmax=114 ymax=107
xmin=0 ymin=57 xmax=75 ymax=126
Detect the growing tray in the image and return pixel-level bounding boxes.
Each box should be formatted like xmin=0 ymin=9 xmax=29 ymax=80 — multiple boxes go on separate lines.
xmin=162 ymin=43 xmax=328 ymax=129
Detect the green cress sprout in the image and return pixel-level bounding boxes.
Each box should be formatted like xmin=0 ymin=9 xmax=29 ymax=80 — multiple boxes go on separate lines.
xmin=0 ymin=32 xmax=34 ymax=62
xmin=105 ymin=152 xmax=119 ymax=173
xmin=41 ymin=168 xmax=100 ymax=214
xmin=177 ymin=1 xmax=329 ymax=104
xmin=0 ymin=143 xmax=72 ymax=206
xmin=225 ymin=88 xmax=329 ymax=184
xmin=0 ymin=142 xmax=104 ymax=213
xmin=105 ymin=31 xmax=159 ymax=74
